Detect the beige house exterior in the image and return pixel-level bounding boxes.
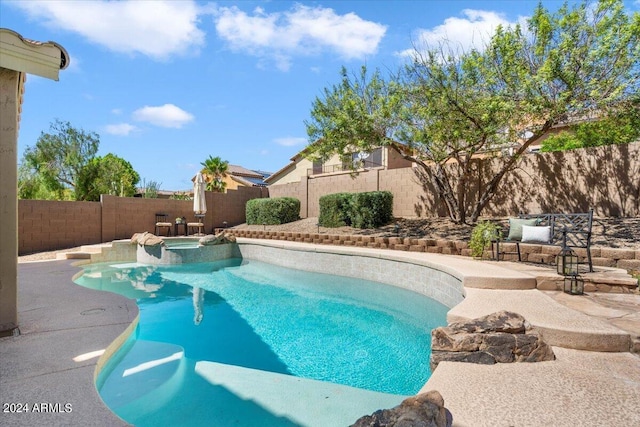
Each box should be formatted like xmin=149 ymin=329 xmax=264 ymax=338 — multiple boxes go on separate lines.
xmin=0 ymin=28 xmax=68 ymax=336
xmin=266 ymin=143 xmax=412 ymax=186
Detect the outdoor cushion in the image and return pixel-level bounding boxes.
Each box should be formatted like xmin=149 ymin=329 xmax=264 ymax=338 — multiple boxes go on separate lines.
xmin=521 ymin=225 xmax=551 ymax=243
xmin=507 ymin=218 xmax=539 ymax=241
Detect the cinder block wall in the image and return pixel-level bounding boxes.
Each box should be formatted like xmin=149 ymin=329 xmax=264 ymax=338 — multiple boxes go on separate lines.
xmin=18 ymin=199 xmax=102 ymax=254
xmin=18 ymin=186 xmax=267 ymax=255
xmin=269 ymin=141 xmax=640 ymax=219
xmin=209 ymin=186 xmax=268 ymax=229
xmin=307 ymin=169 xmax=379 ymax=217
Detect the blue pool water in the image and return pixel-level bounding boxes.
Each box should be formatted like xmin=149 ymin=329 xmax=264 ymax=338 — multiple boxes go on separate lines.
xmin=75 ymin=258 xmax=448 ymax=426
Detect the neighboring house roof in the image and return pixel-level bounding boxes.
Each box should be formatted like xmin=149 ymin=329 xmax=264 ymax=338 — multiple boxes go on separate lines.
xmin=195 ymin=164 xmax=271 ymax=187
xmin=265 ymin=140 xmax=411 ymax=184
xmin=227 ymin=164 xmax=264 ymax=178
xmin=231 ymin=174 xmax=267 ymax=187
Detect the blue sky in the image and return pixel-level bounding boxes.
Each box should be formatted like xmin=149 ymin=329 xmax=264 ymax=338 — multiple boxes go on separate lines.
xmin=2 ymin=1 xmax=639 ymax=191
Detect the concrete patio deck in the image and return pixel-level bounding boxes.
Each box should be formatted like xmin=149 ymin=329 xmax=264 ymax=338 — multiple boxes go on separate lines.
xmin=1 ymin=242 xmax=639 ymax=426
xmin=1 ymin=260 xmax=134 ymax=427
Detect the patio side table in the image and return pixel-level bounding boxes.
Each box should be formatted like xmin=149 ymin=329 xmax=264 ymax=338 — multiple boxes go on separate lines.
xmin=175 ymin=222 xmax=187 ymax=236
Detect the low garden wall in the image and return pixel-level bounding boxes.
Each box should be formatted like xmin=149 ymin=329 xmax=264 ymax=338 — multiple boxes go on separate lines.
xmin=223 ymin=229 xmax=640 ymax=275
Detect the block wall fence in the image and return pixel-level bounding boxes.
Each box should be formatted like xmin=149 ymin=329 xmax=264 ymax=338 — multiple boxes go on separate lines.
xmin=269 ymin=141 xmax=640 ymax=219
xmin=18 ymin=186 xmax=266 ymax=255
xmin=18 ymin=142 xmax=639 ymax=255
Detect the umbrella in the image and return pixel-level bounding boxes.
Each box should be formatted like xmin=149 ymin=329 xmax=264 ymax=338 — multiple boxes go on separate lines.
xmin=193 ymin=172 xmax=207 ymax=215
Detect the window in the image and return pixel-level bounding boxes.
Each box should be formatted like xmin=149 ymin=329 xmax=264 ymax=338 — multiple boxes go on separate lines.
xmin=312 ymin=160 xmax=323 ymax=175
xmin=351 ymin=148 xmax=383 ymax=168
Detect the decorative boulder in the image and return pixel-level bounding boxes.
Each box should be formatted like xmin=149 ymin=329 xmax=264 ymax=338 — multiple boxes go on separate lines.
xmin=351 ymin=390 xmax=450 ymax=427
xmin=199 ymin=231 xmax=236 ymax=245
xmin=131 ymin=232 xmax=164 ymax=247
xmin=430 ymin=311 xmax=555 ymax=371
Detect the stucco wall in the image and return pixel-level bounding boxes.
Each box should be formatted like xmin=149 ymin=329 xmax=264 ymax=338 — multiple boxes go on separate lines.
xmin=268 ymin=141 xmax=640 ymax=219
xmin=0 ymin=68 xmax=21 ymax=334
xmin=18 ymin=186 xmax=267 ymax=255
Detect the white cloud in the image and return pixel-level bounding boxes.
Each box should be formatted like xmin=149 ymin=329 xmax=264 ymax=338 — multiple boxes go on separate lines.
xmin=111 ymin=108 xmax=123 ymax=116
xmin=12 ymin=0 xmax=205 ymax=60
xmin=105 ymin=123 xmax=138 ymax=136
xmin=132 ymin=104 xmax=194 ymax=128
xmin=400 ymin=9 xmax=520 ymax=57
xmin=213 ymin=4 xmax=386 ymax=71
xmin=274 ymin=137 xmax=307 ymax=147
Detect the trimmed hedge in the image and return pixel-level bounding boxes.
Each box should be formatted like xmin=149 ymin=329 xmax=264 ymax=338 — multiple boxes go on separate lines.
xmin=318 ymin=191 xmax=393 ymax=229
xmin=350 ymin=191 xmax=393 ymax=228
xmin=246 ymin=197 xmax=300 ymax=225
xmin=318 ymin=192 xmax=353 ymax=227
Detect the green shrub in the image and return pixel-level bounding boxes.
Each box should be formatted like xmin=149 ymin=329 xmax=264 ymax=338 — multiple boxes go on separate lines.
xmin=469 ymin=221 xmax=501 ymax=258
xmin=319 ymin=191 xmax=393 ymax=229
xmin=350 ymin=191 xmax=393 ymax=229
xmin=246 ymin=197 xmax=300 ymax=225
xmin=318 ymin=192 xmax=353 ymax=227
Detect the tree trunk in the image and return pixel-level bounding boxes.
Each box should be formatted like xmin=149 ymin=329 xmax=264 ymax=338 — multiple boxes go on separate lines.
xmin=470 ymin=120 xmax=554 ymax=222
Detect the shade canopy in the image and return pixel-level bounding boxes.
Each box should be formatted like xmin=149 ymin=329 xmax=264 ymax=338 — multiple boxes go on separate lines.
xmin=193 ymin=172 xmax=207 ymax=215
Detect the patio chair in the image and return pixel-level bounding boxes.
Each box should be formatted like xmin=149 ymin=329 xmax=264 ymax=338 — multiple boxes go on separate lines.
xmin=187 ymin=214 xmax=205 ymax=236
xmin=155 ymin=213 xmax=172 ymax=236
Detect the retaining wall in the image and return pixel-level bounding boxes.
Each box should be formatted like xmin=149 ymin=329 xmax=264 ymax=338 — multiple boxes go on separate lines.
xmin=223 ymin=229 xmax=640 ymax=283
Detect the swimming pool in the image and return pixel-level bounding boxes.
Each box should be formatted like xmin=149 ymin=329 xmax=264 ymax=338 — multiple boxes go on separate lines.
xmin=75 ymin=258 xmax=448 ymax=426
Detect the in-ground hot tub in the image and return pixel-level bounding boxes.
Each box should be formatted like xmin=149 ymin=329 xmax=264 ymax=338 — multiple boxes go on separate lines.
xmin=136 ymin=237 xmax=240 ymax=265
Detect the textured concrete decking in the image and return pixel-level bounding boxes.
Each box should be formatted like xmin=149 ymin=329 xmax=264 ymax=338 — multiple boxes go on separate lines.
xmin=423 ymin=347 xmax=640 ymax=427
xmin=0 ymin=260 xmax=135 ymax=427
xmin=2 ymin=243 xmax=639 ymax=426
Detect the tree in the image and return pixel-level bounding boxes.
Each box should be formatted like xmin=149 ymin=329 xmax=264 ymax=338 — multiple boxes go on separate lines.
xmin=22 ymin=119 xmax=99 ymax=199
xmin=18 ymin=163 xmax=71 ymax=200
xmin=541 ymin=98 xmax=640 ymax=151
xmin=306 ymin=0 xmax=639 ymax=223
xmin=200 ymin=155 xmax=229 ymax=192
xmin=75 ymin=154 xmax=140 ymax=201
xmin=20 ymin=119 xmax=143 ymax=201
xmin=140 ymin=179 xmax=162 ymax=198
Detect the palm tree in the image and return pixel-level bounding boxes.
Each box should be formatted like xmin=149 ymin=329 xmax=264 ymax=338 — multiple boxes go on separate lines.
xmin=200 ymin=155 xmax=229 ymax=192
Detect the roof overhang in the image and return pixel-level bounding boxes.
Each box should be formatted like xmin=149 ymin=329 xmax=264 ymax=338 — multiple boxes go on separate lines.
xmin=0 ymin=28 xmax=69 ymax=80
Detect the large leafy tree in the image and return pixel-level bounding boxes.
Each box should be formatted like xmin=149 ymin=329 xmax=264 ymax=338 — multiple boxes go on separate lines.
xmin=18 ymin=164 xmax=68 ymax=200
xmin=200 ymin=155 xmax=229 ymax=192
xmin=22 ymin=119 xmax=100 ymax=199
xmin=306 ymin=0 xmax=639 ymax=223
xmin=541 ymin=97 xmax=640 ymax=151
xmin=20 ymin=119 xmax=142 ymax=201
xmin=75 ymin=154 xmax=140 ymax=201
